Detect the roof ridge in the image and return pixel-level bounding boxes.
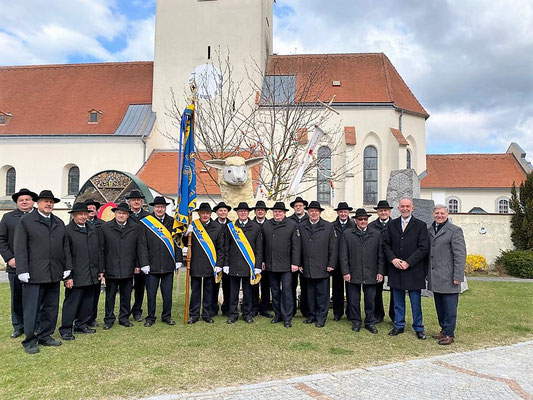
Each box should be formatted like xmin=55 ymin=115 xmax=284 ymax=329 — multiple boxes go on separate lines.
xmin=269 ymin=52 xmax=385 ymax=58
xmin=0 ymin=61 xmax=154 ymax=71
xmin=427 ymin=153 xmax=509 ymax=157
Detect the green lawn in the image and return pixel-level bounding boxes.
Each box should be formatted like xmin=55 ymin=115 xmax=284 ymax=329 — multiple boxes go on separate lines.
xmin=1 ymin=279 xmax=532 ymax=399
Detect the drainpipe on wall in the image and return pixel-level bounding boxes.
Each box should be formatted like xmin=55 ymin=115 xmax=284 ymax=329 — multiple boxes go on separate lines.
xmin=399 ymin=109 xmax=403 ymax=132
xmin=141 ymin=132 xmax=147 ymax=163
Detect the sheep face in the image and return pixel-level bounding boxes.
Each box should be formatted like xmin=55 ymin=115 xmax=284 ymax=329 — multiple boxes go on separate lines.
xmin=205 ymin=156 xmax=263 ymax=187
xmin=223 ymin=165 xmax=248 ymax=186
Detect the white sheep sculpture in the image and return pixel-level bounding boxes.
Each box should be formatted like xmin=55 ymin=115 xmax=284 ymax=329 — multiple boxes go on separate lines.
xmin=204 ymin=156 xmax=264 ymax=211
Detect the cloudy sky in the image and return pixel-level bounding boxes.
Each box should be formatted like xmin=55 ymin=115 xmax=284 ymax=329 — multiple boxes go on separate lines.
xmin=1 ymin=0 xmax=531 ymax=156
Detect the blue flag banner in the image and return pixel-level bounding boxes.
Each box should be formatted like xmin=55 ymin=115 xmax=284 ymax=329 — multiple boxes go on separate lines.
xmin=172 ymin=104 xmax=196 ymax=247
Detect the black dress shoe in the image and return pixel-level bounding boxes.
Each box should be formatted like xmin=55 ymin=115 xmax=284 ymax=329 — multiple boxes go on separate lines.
xmin=283 ymin=321 xmax=292 ymax=328
xmin=374 ymin=317 xmax=384 ymax=324
xmin=352 ymin=325 xmax=361 ymax=332
xmin=74 ymin=327 xmax=96 ymax=334
xmin=25 ymin=344 xmax=39 ymax=354
xmin=39 ymin=338 xmax=62 ymax=346
xmin=303 ymin=318 xmax=316 ymax=324
xmin=103 ymin=324 xmax=112 ymax=330
xmin=202 ymin=318 xmax=215 ymax=324
xmin=88 ymin=321 xmax=99 ymax=328
xmin=416 ymin=331 xmax=427 ymax=340
xmin=260 ymin=311 xmax=272 ymax=318
xmin=365 ymin=325 xmax=378 ymax=334
xmin=251 ymin=311 xmax=258 ymax=317
xmin=271 ymin=316 xmax=282 ymax=324
xmin=388 ymin=327 xmax=405 ymax=336
xmin=315 ymin=322 xmax=325 ymax=328
xmin=187 ymin=318 xmax=199 ymax=324
xmin=119 ymin=321 xmax=134 ymax=328
xmin=226 ymin=318 xmax=237 ymax=324
xmin=163 ymin=320 xmax=176 ymax=326
xmin=133 ymin=315 xmax=143 ymax=323
xmin=244 ymin=317 xmax=254 ymax=324
xmin=10 ymin=329 xmax=24 ymax=339
xmin=61 ymin=333 xmax=75 ymax=341
xmin=333 ymin=315 xmax=342 ymax=321
xmin=144 ymin=321 xmax=153 ymax=327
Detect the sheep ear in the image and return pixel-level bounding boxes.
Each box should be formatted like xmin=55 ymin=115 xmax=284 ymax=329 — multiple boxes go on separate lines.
xmin=204 ymin=159 xmax=226 ymax=171
xmin=245 ymin=157 xmax=263 ymax=168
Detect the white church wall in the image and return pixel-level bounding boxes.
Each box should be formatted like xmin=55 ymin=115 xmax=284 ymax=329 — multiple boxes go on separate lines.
xmin=421 ymin=187 xmax=512 ymax=214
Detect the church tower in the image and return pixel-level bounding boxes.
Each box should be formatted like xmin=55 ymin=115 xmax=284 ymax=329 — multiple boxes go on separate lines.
xmin=150 ymin=0 xmax=274 ymax=152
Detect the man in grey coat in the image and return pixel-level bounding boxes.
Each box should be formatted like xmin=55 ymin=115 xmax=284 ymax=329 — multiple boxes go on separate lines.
xmin=427 ymin=205 xmax=466 ymax=345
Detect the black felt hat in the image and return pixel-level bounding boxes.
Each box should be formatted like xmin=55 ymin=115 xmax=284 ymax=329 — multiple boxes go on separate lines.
xmin=305 ymin=200 xmax=324 ymax=212
xmin=253 ymin=200 xmax=268 ymax=210
xmin=149 ymin=196 xmax=170 ymax=206
xmin=270 ymin=201 xmax=289 ymax=212
xmin=352 ymin=208 xmax=370 ymax=219
xmin=195 ymin=202 xmax=213 ymax=212
xmin=334 ymin=202 xmax=353 ymax=211
xmin=290 ymin=196 xmax=308 ymax=208
xmin=11 ymin=188 xmax=38 ymax=202
xmin=125 ymin=189 xmax=145 ymax=199
xmin=68 ymin=202 xmax=89 ymax=214
xmin=234 ymin=202 xmax=253 ymax=211
xmin=36 ymin=190 xmax=60 ymax=203
xmin=213 ymin=201 xmax=232 ymax=212
xmin=84 ymin=199 xmax=102 ymax=209
xmin=111 ymin=202 xmax=132 ymax=213
xmin=374 ymin=200 xmax=393 ymax=210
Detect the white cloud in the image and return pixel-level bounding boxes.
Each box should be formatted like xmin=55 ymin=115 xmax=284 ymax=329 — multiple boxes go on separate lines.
xmin=114 ymin=16 xmax=155 ymax=61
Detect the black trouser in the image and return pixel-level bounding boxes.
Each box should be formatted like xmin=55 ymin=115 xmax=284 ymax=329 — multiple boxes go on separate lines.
xmin=229 ymin=276 xmax=252 ymax=320
xmin=8 ymin=272 xmax=24 ymax=332
xmin=292 ymin=271 xmax=308 ymax=317
xmin=104 ymin=277 xmax=133 ymax=326
xmin=212 ymin=274 xmax=231 ymax=315
xmin=146 ymin=273 xmax=174 ymax=323
xmin=131 ymin=273 xmax=145 ymax=319
xmin=21 ymin=282 xmax=60 ymax=348
xmin=374 ymin=281 xmax=385 ymax=321
xmin=434 ymin=292 xmax=459 ymax=337
xmin=190 ymin=276 xmax=213 ymax=320
xmin=59 ymin=286 xmax=94 ymax=335
xmin=269 ymin=271 xmax=293 ymax=323
xmin=251 ymin=270 xmax=271 ymax=314
xmin=347 ymin=282 xmax=377 ymax=327
xmin=306 ymin=277 xmax=329 ymax=325
xmin=331 ymin=269 xmax=349 ymax=318
xmin=87 ymin=282 xmax=101 ymax=325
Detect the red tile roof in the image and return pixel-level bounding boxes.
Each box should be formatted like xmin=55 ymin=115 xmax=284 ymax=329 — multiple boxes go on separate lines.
xmin=137 ymin=151 xmax=261 ymax=196
xmin=265 ymin=53 xmax=428 ymax=118
xmin=296 ymin=128 xmax=308 ymax=145
xmin=344 ymin=126 xmax=356 ymax=145
xmin=0 ymin=62 xmax=153 ymax=135
xmin=421 ymin=154 xmax=527 ymax=188
xmin=390 ymin=128 xmax=408 ymax=146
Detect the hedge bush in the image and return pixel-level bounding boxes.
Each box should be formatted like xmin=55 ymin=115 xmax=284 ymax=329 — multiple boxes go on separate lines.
xmin=496 ymin=250 xmax=533 ymax=279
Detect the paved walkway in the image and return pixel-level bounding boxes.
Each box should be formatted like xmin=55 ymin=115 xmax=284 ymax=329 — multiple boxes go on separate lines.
xmin=145 ymin=341 xmax=533 ymax=400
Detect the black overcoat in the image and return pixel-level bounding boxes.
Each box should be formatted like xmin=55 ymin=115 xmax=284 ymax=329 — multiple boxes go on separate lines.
xmin=189 ymin=219 xmax=225 ymax=277
xmin=300 ymin=218 xmax=337 ymax=279
xmin=339 ymin=227 xmax=385 ymax=284
xmin=289 ymin=213 xmax=308 ymax=225
xmin=14 ymin=211 xmax=71 ymax=284
xmin=99 ymin=219 xmax=142 ymax=279
xmin=0 ymin=208 xmax=34 ymax=273
xmin=225 ymin=220 xmax=263 ymax=277
xmin=138 ymin=214 xmax=183 ymax=274
xmin=65 ymin=221 xmax=100 ymax=287
xmin=129 ymin=209 xmax=150 ymax=224
xmin=382 ymin=216 xmax=430 ymax=290
xmin=368 ymin=218 xmax=390 ymax=234
xmin=262 ymin=217 xmax=301 ymax=272
xmin=87 ymin=217 xmax=104 ymax=230
xmin=332 ymin=218 xmax=355 ymax=276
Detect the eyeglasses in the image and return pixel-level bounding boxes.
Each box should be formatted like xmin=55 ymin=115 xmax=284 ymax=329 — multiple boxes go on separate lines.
xmin=357 ymin=218 xmax=368 ymax=221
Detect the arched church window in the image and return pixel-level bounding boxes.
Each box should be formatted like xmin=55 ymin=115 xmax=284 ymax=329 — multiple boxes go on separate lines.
xmin=497 ymin=198 xmax=510 ymax=214
xmin=447 ymin=197 xmax=460 ymax=213
xmin=6 ymin=167 xmax=15 ymax=196
xmin=68 ymin=166 xmax=80 ymax=196
xmin=363 ymin=146 xmax=378 ymax=204
xmin=317 ymin=146 xmax=332 ymax=205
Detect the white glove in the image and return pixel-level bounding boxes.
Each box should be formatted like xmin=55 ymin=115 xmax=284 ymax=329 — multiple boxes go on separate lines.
xmin=186 ymin=224 xmax=194 ymax=235
xmin=254 ymin=268 xmax=262 ymax=275
xmin=63 ymin=270 xmax=71 ymax=279
xmin=214 ymin=267 xmax=222 ymax=273
xmin=141 ymin=266 xmax=150 ymax=275
xmin=18 ymin=273 xmax=30 ymax=283
xmin=175 ymin=262 xmax=182 ymax=270
xmin=223 ymin=266 xmax=229 ymax=274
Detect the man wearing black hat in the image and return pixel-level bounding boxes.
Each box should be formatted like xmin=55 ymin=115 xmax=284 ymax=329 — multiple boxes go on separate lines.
xmin=339 ymin=209 xmax=385 ymax=334
xmin=251 ymin=200 xmax=271 ymax=317
xmin=59 ymin=203 xmax=101 ymax=340
xmin=331 ymin=202 xmax=355 ymax=321
xmin=84 ymin=198 xmax=103 ymax=328
xmin=0 ymin=188 xmax=37 ymax=339
xmin=299 ymin=201 xmax=337 ymax=327
xmin=289 ymin=196 xmax=309 ymax=318
xmin=126 ymin=189 xmax=150 ymax=323
xmin=186 ymin=202 xmax=225 ymax=324
xmin=262 ymin=202 xmax=301 ymax=328
xmin=14 ymin=190 xmax=71 ymax=354
xmin=212 ymin=201 xmax=232 ymax=316
xmin=224 ymin=202 xmax=263 ymax=324
xmin=369 ymin=200 xmax=394 ymax=323
xmin=138 ymin=196 xmax=182 ymax=326
xmin=99 ymin=202 xmax=142 ymax=329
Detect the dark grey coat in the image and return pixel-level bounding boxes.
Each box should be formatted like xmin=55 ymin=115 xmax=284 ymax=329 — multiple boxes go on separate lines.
xmin=225 ymin=220 xmax=263 ymax=277
xmin=14 ymin=211 xmax=71 ymax=284
xmin=138 ymin=213 xmax=183 ymax=274
xmin=300 ymin=218 xmax=337 ymax=279
xmin=129 ymin=209 xmax=150 ymax=224
xmin=339 ymin=227 xmax=385 ymax=284
xmin=189 ymin=219 xmax=225 ymax=277
xmin=427 ymin=221 xmax=466 ymax=294
xmin=99 ymin=219 xmax=142 ymax=279
xmin=262 ymin=217 xmax=301 ymax=272
xmin=382 ymin=216 xmax=430 ymax=290
xmin=368 ymin=218 xmax=390 ymax=234
xmin=289 ymin=213 xmax=308 ymax=225
xmin=332 ymin=218 xmax=355 ymax=270
xmin=0 ymin=208 xmax=35 ymax=273
xmin=65 ymin=221 xmax=101 ymax=287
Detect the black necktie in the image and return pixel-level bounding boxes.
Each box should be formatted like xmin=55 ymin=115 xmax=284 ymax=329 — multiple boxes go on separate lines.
xmin=80 ymin=226 xmax=87 ymax=233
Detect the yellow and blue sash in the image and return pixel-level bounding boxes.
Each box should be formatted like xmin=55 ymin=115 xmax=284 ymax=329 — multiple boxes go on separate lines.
xmin=227 ymin=222 xmax=261 ymax=285
xmin=191 ymin=219 xmax=220 ymax=282
xmin=141 ymin=216 xmax=175 ymax=260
